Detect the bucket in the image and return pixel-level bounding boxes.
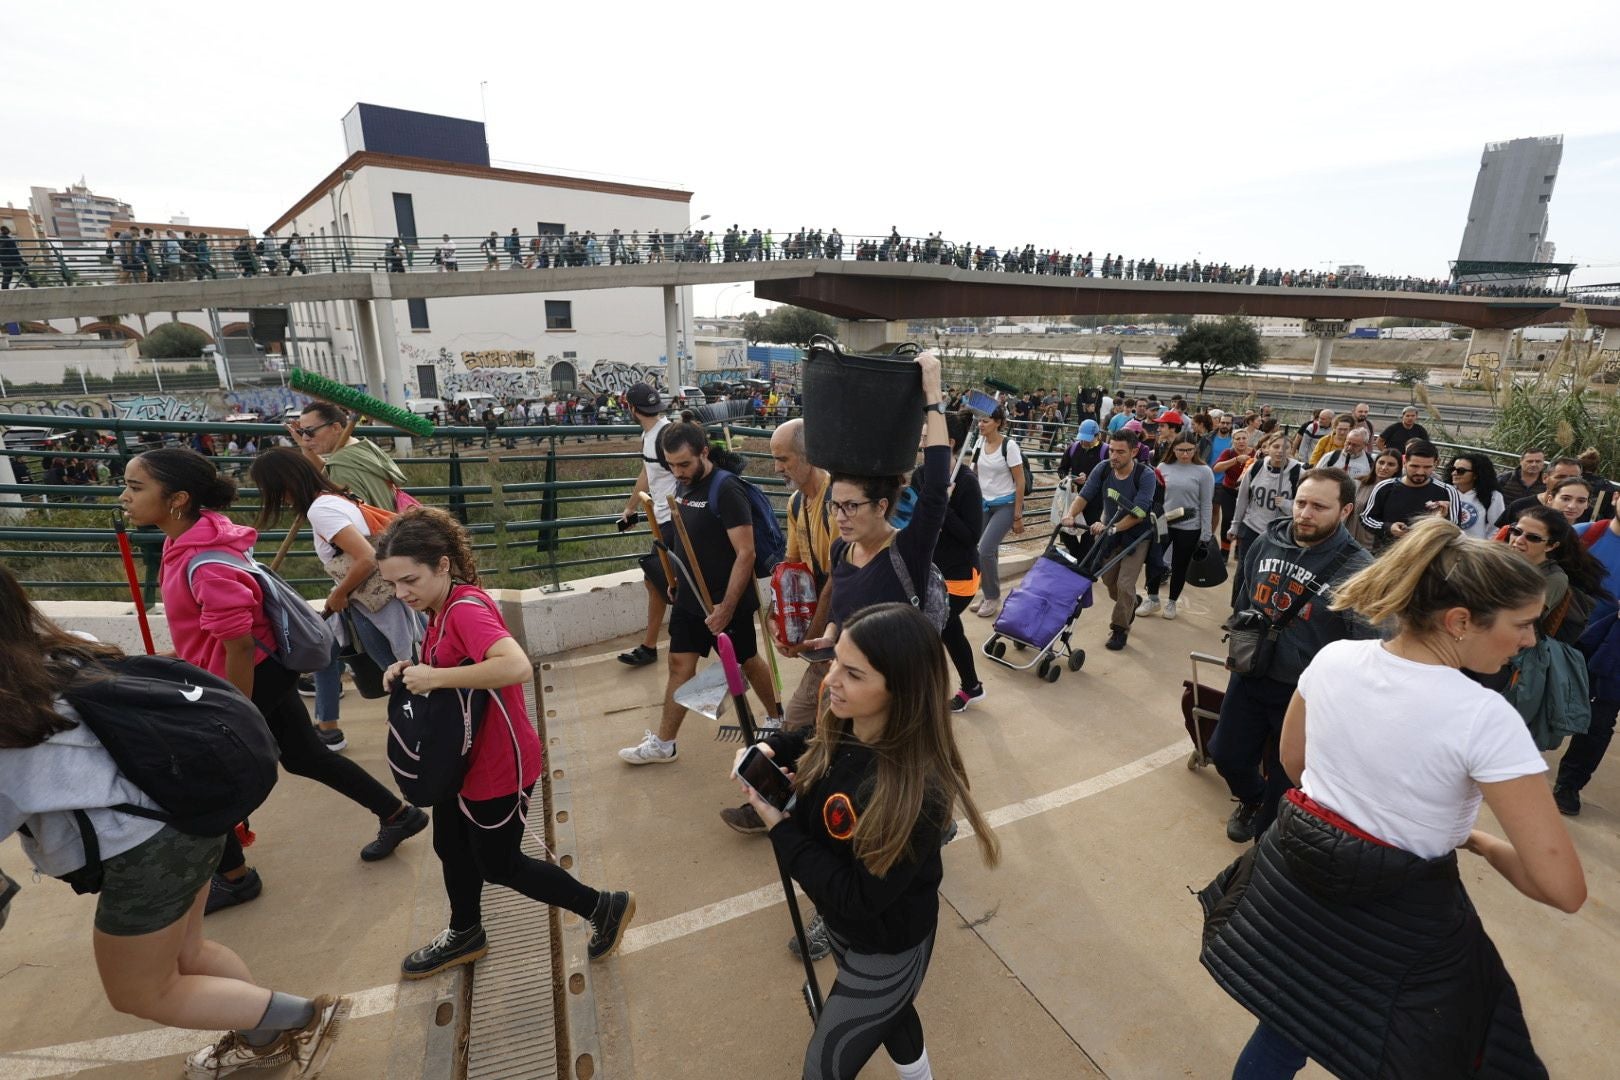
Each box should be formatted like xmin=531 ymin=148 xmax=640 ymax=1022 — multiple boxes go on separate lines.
xmin=802 ymin=336 xmax=923 ymax=475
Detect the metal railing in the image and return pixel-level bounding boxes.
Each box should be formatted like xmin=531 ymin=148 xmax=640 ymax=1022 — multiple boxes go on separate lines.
xmin=0 ymin=231 xmax=1599 ymax=303
xmin=0 ymin=413 xmax=1070 ymax=602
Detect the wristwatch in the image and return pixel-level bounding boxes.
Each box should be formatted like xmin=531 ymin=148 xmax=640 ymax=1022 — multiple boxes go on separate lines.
xmin=923 ymin=401 xmax=947 ymax=414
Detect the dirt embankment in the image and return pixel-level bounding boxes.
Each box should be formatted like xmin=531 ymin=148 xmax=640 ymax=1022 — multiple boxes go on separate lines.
xmin=945 ymin=333 xmax=1469 ymax=371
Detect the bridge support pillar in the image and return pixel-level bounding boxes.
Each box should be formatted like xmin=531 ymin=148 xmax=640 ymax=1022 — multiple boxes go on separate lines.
xmin=839 ymin=320 xmax=911 ymax=352
xmin=1303 ymin=319 xmax=1347 ymax=382
xmin=1463 ymin=328 xmax=1513 ymax=386
xmin=663 ymin=286 xmax=681 ymax=388
xmin=353 ymin=299 xmax=386 ymax=400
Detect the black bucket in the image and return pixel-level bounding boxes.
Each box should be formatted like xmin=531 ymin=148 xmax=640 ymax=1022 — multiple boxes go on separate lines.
xmin=802 ymin=336 xmax=923 ymax=475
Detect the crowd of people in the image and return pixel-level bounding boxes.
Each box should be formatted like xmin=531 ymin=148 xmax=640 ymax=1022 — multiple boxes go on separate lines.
xmin=2 ymin=357 xmax=1615 ymax=1077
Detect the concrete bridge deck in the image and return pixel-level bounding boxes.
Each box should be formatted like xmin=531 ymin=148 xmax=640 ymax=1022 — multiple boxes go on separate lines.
xmin=3 ymin=582 xmax=1618 ymax=1078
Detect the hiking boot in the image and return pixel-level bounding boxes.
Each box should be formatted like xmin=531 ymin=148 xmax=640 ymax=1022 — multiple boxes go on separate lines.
xmin=361 ymin=806 xmax=429 ymax=862
xmin=617 ymin=644 xmax=658 ymax=667
xmin=719 ymin=803 xmax=767 ymax=835
xmin=976 ymin=597 xmax=1002 ymax=619
xmin=313 ymin=725 xmax=347 ymax=752
xmin=1105 ymin=628 xmax=1128 ymax=651
xmin=402 ymin=926 xmax=488 ymax=979
xmin=1135 ymin=595 xmax=1161 ymax=617
xmin=184 ymin=1030 xmax=291 ymax=1079
xmin=1554 ymin=785 xmax=1581 ymax=816
xmin=1226 ymin=802 xmax=1263 ymax=843
xmin=285 ymin=993 xmax=351 ymax=1078
xmin=205 ymin=868 xmax=262 ymax=915
xmin=588 ymin=890 xmax=637 ymax=960
xmin=1163 ymin=600 xmax=1179 ymax=620
xmin=788 ymin=913 xmax=832 ymax=960
xmin=618 ymin=730 xmax=677 ymax=765
xmin=950 ymin=683 xmax=987 ymax=714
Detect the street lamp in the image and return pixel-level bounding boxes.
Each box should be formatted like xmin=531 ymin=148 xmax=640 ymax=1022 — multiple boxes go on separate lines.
xmin=714 ymin=281 xmax=749 ymax=318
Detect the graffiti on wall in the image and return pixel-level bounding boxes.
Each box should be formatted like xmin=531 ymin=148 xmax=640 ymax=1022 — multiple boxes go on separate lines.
xmin=443 ymin=369 xmax=551 ymax=400
xmin=1600 ymin=349 xmax=1620 ymax=379
xmin=225 ymin=386 xmax=302 ymax=418
xmin=462 ymin=350 xmax=537 ymax=369
xmin=579 ymin=362 xmax=666 ymax=396
xmin=1461 ymin=351 xmax=1501 ymax=382
xmin=0 ymin=393 xmax=214 ymax=421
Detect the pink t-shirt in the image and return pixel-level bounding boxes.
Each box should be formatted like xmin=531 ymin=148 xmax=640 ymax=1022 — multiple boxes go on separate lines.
xmin=422 ymin=584 xmax=543 ymax=800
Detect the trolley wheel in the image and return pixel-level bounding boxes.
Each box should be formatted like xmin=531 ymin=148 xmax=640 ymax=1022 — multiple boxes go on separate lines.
xmin=988 ymin=639 xmax=1007 ymax=660
xmin=1068 ymin=650 xmax=1086 ymax=672
xmin=1013 ymin=642 xmax=1027 ymax=652
xmin=1043 ymin=665 xmax=1061 ymax=683
xmin=1036 ymin=657 xmax=1052 ymax=680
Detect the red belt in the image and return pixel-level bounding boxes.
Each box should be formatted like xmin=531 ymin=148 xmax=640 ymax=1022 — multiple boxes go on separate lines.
xmin=1286 ymin=788 xmax=1393 ymax=848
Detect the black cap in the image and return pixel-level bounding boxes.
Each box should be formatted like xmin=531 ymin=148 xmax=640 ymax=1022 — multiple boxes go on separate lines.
xmin=626 ymin=383 xmax=663 ymax=414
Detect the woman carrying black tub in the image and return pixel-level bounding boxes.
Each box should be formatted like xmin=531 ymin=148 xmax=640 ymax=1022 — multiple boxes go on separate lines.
xmin=736 ymin=603 xmax=1000 ymax=1080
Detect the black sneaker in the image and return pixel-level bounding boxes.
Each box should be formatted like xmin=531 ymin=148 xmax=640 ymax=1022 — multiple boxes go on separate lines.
xmin=950 ymin=683 xmax=987 ymax=714
xmin=787 ymin=913 xmax=832 ymax=960
xmin=297 ymin=675 xmax=317 ymax=697
xmin=402 ymin=926 xmax=488 ymax=980
xmin=1554 ymin=785 xmax=1581 ymax=816
xmin=588 ymin=890 xmax=637 ymax=960
xmin=719 ymin=803 xmax=767 ymax=835
xmin=1105 ymin=628 xmax=1128 ymax=651
xmin=205 ymin=868 xmax=263 ymax=915
xmin=313 ymin=725 xmax=347 ymax=752
xmin=617 ymin=644 xmax=658 ymax=667
xmin=1226 ymin=802 xmax=1263 ymax=843
xmin=361 ymin=805 xmax=429 ymax=862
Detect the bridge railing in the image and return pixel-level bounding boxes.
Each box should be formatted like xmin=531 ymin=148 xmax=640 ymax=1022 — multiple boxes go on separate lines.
xmin=0 ymin=232 xmax=1593 ymax=302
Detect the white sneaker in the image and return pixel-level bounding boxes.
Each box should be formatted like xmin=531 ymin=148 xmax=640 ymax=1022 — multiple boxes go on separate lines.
xmin=968 ymin=597 xmax=984 ymax=615
xmin=185 ymin=1032 xmax=291 ymax=1079
xmin=285 ymin=994 xmax=351 ymax=1079
xmin=976 ymin=597 xmax=1001 ymax=619
xmin=618 ymin=730 xmax=678 ymax=765
xmin=1163 ymin=600 xmax=1179 ymax=620
xmin=1135 ymin=595 xmax=1161 ymax=617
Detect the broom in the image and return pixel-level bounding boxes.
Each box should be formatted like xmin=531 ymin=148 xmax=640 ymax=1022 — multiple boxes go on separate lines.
xmin=716 ymin=631 xmax=823 ymax=1024
xmin=113 ymin=515 xmax=156 ymax=655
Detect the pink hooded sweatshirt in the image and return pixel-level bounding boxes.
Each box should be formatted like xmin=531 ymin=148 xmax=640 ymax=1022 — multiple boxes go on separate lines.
xmin=159 ymin=509 xmax=275 ymax=680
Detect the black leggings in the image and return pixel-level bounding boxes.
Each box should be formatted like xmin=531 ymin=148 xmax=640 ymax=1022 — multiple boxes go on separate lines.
xmin=803 ymin=926 xmax=934 ymax=1079
xmin=435 ymin=785 xmax=599 ymax=932
xmin=939 ymin=590 xmax=980 ymax=692
xmin=218 ymin=659 xmax=403 ymax=873
xmin=1147 ymin=528 xmax=1203 ymax=602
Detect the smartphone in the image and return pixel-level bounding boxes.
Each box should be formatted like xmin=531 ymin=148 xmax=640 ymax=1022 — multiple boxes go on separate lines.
xmin=736 ymin=745 xmax=796 ymax=812
xmin=799 ymin=646 xmax=835 ymax=663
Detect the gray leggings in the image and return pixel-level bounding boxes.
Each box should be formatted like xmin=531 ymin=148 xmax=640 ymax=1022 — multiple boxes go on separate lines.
xmin=977 ymin=501 xmax=1018 ymax=599
xmin=803 ymin=926 xmax=935 ymax=1080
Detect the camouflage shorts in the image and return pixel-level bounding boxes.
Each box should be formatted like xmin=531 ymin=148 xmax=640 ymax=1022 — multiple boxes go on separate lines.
xmin=94 ymin=828 xmax=225 ymax=937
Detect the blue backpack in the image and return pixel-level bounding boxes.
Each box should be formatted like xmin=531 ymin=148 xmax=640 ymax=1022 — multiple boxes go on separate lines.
xmin=706 ymin=468 xmax=786 ymax=577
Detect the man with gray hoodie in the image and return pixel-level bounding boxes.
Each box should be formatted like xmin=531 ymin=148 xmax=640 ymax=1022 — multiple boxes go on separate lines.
xmin=1210 ymin=467 xmax=1376 ymax=843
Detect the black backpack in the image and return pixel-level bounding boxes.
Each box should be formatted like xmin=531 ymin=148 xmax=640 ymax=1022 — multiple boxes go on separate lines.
xmin=705 ymin=468 xmax=787 ymax=577
xmin=54 ymin=655 xmax=280 ymax=893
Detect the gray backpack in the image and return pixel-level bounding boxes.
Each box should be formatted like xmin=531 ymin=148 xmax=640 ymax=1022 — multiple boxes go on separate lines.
xmin=888 ymin=544 xmax=950 ymax=634
xmin=186 ymin=551 xmax=336 ymax=673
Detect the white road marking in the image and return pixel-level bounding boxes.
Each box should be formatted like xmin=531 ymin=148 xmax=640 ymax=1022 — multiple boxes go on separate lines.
xmin=1 ymin=739 xmax=1185 ymax=1075
xmin=620 ymin=739 xmax=1187 ymax=953
xmin=0 ymin=980 xmax=440 ymax=1079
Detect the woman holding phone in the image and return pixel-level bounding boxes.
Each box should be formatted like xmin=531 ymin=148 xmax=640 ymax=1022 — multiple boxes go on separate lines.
xmin=735 ymin=603 xmax=1000 ymax=1080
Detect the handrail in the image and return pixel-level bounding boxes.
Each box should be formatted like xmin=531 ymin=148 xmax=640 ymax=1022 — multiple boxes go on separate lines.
xmin=0 ymin=231 xmax=1597 ymax=302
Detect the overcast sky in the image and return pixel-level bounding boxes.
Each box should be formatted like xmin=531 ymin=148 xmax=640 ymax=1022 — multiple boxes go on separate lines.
xmin=9 ymin=0 xmax=1620 ymax=314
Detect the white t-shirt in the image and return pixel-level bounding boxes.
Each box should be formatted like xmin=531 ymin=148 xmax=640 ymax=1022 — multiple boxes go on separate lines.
xmin=976 ymin=437 xmax=1025 ymax=501
xmin=1456 ymin=488 xmax=1505 ymax=539
xmin=1297 ymin=639 xmax=1547 ymax=859
xmin=307 ymin=493 xmax=369 ymax=564
xmin=641 ymin=417 xmax=676 ymax=524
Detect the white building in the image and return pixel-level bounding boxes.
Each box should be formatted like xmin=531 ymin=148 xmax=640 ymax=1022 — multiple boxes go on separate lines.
xmin=269 ymin=104 xmax=697 ymax=404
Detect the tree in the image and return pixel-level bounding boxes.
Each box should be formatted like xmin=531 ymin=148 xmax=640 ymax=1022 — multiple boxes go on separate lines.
xmin=1159 ymin=316 xmax=1265 ymax=405
xmin=744 ymin=305 xmax=838 ymax=348
xmin=139 ymin=321 xmax=211 ymax=360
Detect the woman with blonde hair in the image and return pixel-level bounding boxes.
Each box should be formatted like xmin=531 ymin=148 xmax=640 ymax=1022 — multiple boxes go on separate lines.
xmin=737 ymin=603 xmax=1000 ymax=1080
xmin=1201 ymin=518 xmax=1584 ymax=1078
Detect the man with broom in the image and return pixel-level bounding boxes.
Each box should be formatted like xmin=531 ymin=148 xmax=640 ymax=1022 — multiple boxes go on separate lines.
xmin=618 ymin=422 xmax=781 ymax=765
xmin=291 ymin=401 xmax=414 ymax=512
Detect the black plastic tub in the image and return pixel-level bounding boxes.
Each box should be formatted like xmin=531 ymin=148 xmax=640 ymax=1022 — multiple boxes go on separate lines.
xmin=802 ymin=337 xmax=922 ymax=476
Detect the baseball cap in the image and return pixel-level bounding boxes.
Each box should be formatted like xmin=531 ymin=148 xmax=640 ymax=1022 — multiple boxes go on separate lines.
xmin=1122 ymin=419 xmax=1145 ymax=434
xmin=1158 ymin=409 xmax=1185 ymax=427
xmin=1078 ymin=419 xmax=1100 ymax=441
xmin=626 ymin=383 xmax=663 ymax=414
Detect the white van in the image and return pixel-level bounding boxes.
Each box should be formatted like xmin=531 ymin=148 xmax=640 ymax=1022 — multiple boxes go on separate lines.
xmin=451 ymin=392 xmax=505 ymax=418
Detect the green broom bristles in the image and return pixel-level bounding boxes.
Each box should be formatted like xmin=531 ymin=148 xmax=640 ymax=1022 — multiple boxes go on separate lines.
xmin=288 ymin=369 xmax=435 ymax=437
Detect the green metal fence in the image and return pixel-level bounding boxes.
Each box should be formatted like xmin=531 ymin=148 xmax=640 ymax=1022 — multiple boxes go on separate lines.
xmin=0 ymin=414 xmax=1068 ymax=602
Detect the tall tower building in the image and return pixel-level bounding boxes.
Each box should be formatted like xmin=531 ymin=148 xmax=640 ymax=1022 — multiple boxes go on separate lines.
xmin=27 ymin=178 xmax=134 ymax=240
xmin=1456 ymin=135 xmax=1562 ymax=265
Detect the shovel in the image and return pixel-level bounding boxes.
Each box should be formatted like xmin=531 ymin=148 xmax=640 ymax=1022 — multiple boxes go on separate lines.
xmin=717 ymin=632 xmax=823 ymax=1024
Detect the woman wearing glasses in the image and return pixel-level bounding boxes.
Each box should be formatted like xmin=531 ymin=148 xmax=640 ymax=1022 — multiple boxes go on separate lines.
xmin=289 ymin=402 xmax=414 ymax=513
xmin=1448 ymin=452 xmax=1504 ymax=539
xmin=1507 ymin=506 xmax=1607 ymax=644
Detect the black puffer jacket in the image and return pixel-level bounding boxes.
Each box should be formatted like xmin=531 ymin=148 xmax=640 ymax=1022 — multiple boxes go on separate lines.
xmin=1199 ymin=797 xmax=1546 ymax=1079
